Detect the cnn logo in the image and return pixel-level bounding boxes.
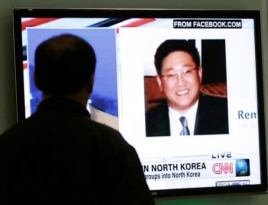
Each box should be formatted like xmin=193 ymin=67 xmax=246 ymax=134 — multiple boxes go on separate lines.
xmin=212 ymin=162 xmax=233 ymax=174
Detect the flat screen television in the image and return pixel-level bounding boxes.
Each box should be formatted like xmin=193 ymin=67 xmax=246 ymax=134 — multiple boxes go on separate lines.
xmin=13 ymin=8 xmax=267 ymax=197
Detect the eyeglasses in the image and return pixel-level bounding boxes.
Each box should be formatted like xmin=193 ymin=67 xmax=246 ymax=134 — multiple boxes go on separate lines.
xmin=160 ymin=68 xmax=197 ymax=81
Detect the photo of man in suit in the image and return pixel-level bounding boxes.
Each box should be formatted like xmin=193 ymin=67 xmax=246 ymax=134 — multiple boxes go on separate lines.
xmin=145 ymin=39 xmax=229 ymax=136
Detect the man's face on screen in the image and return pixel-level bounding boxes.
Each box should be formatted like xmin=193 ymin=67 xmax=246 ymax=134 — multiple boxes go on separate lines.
xmin=156 ymin=51 xmax=202 ymax=113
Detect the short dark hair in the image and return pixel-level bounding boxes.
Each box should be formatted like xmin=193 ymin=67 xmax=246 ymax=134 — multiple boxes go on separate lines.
xmin=154 ymin=39 xmax=200 ymax=75
xmin=34 ymin=34 xmax=96 ymax=96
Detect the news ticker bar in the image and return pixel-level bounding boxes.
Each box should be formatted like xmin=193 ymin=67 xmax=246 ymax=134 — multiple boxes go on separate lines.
xmin=143 ymin=158 xmax=250 ymax=181
xmin=173 ymin=19 xmax=242 ymax=29
xmin=216 ymin=180 xmax=250 ymax=187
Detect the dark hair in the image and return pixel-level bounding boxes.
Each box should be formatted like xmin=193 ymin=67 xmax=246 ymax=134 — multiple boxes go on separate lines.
xmin=154 ymin=39 xmax=200 ymax=75
xmin=34 ymin=34 xmax=96 ymax=96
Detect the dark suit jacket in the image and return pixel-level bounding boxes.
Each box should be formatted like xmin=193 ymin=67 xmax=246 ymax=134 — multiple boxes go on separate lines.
xmin=0 ymin=97 xmax=155 ymax=205
xmin=145 ymin=94 xmax=229 ymax=136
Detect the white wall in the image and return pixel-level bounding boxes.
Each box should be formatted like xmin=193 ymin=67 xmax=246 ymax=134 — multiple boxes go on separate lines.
xmin=0 ymin=0 xmax=267 ymax=204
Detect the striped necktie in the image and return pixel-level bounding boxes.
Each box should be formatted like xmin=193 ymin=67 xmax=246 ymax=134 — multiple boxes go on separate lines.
xmin=179 ymin=116 xmax=190 ymax=136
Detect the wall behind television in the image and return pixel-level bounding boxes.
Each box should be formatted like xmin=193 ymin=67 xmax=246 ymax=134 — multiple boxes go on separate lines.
xmin=0 ymin=0 xmax=267 ymax=204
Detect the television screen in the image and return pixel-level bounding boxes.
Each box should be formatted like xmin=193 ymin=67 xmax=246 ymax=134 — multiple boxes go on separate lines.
xmin=13 ymin=8 xmax=267 ymax=196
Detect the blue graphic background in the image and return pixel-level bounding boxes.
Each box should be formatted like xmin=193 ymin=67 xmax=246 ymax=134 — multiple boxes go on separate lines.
xmin=27 ymin=28 xmax=118 ymax=116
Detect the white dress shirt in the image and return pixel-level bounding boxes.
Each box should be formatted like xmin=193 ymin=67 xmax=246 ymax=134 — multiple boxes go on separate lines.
xmin=168 ymin=100 xmax=199 ymax=136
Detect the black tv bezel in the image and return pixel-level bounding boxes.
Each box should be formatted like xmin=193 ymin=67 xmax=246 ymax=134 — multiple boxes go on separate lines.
xmin=13 ymin=8 xmax=267 ymax=197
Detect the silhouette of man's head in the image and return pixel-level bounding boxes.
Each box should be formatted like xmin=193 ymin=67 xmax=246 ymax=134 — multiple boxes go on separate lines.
xmin=34 ymin=34 xmax=96 ymax=96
